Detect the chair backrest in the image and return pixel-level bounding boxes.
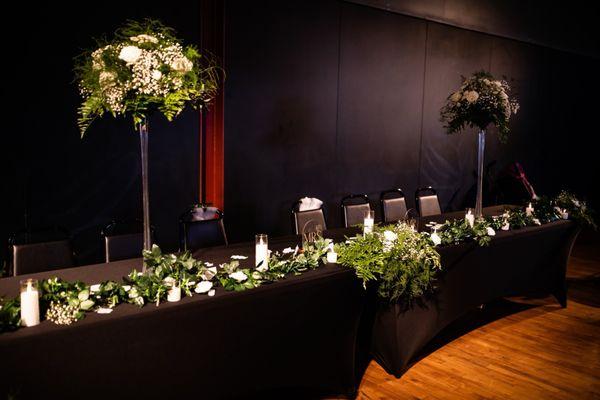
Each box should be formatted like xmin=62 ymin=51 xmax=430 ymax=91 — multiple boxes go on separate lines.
xmin=9 ymin=227 xmax=73 ymax=276
xmin=380 ymin=189 xmax=408 ymax=223
xmin=102 ymin=220 xmax=152 ymax=263
xmin=341 ymin=194 xmax=371 ymax=228
xmin=415 ymin=186 xmax=442 ymax=217
xmin=179 ymin=206 xmax=228 ymax=252
xmin=292 ymin=199 xmax=327 ymax=235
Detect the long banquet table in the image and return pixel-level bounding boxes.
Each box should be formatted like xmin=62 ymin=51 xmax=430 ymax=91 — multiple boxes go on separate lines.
xmin=0 ymin=206 xmax=580 ymax=398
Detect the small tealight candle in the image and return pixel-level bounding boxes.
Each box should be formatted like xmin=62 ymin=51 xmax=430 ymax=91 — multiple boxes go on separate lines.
xmin=326 ymin=251 xmax=338 ymax=264
xmin=167 ymin=281 xmax=181 ymax=302
xmin=561 ymin=209 xmax=569 ymax=220
xmin=20 ymin=279 xmax=40 ymax=327
xmin=465 ymin=209 xmax=475 ymax=228
xmin=526 ymin=202 xmax=534 ymax=217
xmin=363 ymin=210 xmax=375 ymax=235
xmin=255 ymin=234 xmax=269 ymax=271
xmin=502 ymin=212 xmax=510 ymax=231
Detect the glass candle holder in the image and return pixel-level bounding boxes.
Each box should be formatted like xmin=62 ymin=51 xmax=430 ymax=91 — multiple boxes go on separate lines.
xmin=20 ymin=279 xmax=40 ymax=327
xmin=465 ymin=208 xmax=475 ymax=228
xmin=255 ymin=234 xmax=269 ymax=270
xmin=363 ymin=210 xmax=375 ymax=235
xmin=326 ymin=251 xmax=338 ymax=264
xmin=167 ymin=281 xmax=181 ymax=302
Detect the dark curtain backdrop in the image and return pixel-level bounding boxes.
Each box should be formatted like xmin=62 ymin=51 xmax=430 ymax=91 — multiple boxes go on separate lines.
xmin=224 ymin=0 xmax=600 ymax=242
xmin=2 ymin=3 xmax=203 ymax=267
xmin=2 ymin=1 xmax=599 ymax=269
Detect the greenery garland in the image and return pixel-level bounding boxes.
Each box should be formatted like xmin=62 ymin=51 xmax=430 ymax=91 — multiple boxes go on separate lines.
xmin=0 ymin=192 xmax=594 ymax=333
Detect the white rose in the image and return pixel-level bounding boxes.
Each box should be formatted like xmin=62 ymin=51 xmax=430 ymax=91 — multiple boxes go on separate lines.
xmin=89 ymin=284 xmax=101 ymax=293
xmin=464 ymin=90 xmax=479 ymax=103
xmin=430 ymin=232 xmax=442 ymax=246
xmin=194 ymin=281 xmax=213 ymax=294
xmin=383 ymin=230 xmax=398 ymax=242
xmin=119 ymin=45 xmax=142 ymax=64
xmin=170 ymin=56 xmax=193 ymax=72
xmin=208 ymin=289 xmax=216 ymax=297
xmin=151 ymin=70 xmax=162 ymax=80
xmin=450 ymin=91 xmax=462 ymax=102
xmin=486 ymin=227 xmax=496 ymax=236
xmin=229 ymin=271 xmax=248 ymax=282
xmin=282 ymin=247 xmax=294 ymax=254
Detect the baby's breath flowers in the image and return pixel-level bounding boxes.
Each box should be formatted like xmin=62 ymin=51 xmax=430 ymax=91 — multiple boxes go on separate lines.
xmin=440 ymin=71 xmax=519 ymax=143
xmin=75 ymin=19 xmax=220 ymax=136
xmin=45 ymin=301 xmax=80 ymax=325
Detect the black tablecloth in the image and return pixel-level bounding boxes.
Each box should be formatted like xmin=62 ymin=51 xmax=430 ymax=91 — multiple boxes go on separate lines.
xmin=0 ymin=208 xmax=579 ymax=397
xmin=371 ymin=216 xmax=579 ymax=377
xmin=0 ymin=233 xmax=365 ymax=399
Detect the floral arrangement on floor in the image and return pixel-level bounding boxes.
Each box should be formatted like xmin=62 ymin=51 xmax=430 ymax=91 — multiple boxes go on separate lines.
xmin=0 ymin=238 xmax=330 ymax=333
xmin=440 ymin=71 xmax=519 ymax=142
xmin=336 ymin=223 xmax=441 ymax=303
xmin=75 ymin=19 xmax=220 ymax=135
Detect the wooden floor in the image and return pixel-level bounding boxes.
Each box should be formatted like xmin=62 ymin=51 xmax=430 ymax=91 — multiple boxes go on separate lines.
xmin=354 ymin=230 xmax=600 ymax=400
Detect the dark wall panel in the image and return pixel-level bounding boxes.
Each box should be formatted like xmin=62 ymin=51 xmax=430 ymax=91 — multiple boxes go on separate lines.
xmin=224 ymin=1 xmax=341 ymax=241
xmin=420 ymin=23 xmax=493 ymax=211
xmin=489 ymin=37 xmax=545 ymax=194
xmin=337 ymin=3 xmax=427 ymax=216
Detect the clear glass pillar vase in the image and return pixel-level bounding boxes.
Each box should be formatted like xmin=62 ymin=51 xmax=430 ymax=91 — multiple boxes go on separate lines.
xmin=139 ymin=118 xmax=151 ymax=271
xmin=475 ymin=129 xmax=485 ymax=218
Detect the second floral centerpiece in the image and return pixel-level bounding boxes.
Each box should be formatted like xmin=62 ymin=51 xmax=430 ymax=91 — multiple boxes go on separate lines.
xmin=440 ymin=71 xmax=519 ymax=218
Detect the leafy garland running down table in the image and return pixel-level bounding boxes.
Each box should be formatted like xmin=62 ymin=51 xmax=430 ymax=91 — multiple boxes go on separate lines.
xmin=0 ymin=191 xmax=594 ymax=333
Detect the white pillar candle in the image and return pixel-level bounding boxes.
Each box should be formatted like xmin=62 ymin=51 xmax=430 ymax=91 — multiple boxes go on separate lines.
xmin=363 ymin=210 xmax=375 ymax=235
xmin=255 ymin=234 xmax=269 ymax=271
xmin=326 ymin=251 xmax=338 ymax=264
xmin=465 ymin=210 xmax=475 ymax=228
xmin=167 ymin=282 xmax=181 ymax=302
xmin=20 ymin=279 xmax=40 ymax=327
xmin=526 ymin=202 xmax=534 ymax=217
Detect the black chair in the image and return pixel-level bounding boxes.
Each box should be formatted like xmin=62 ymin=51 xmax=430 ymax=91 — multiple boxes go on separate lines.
xmin=102 ymin=220 xmax=154 ymax=263
xmin=415 ymin=186 xmax=442 ymax=217
xmin=341 ymin=194 xmax=371 ymax=228
xmin=179 ymin=205 xmax=228 ymax=252
xmin=291 ymin=198 xmax=327 ymax=235
xmin=380 ymin=189 xmax=408 ymax=223
xmin=8 ymin=227 xmax=74 ymax=276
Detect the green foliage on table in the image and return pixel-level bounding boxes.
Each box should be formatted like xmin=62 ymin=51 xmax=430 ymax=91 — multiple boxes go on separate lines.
xmin=0 ymin=297 xmax=21 ymax=332
xmin=75 ymin=19 xmax=220 ymax=135
xmin=336 ymin=223 xmax=441 ymax=303
xmin=440 ymin=71 xmax=519 ymax=142
xmin=435 ymin=219 xmax=495 ymax=247
xmin=40 ymin=278 xmax=94 ymax=320
xmin=92 ymin=281 xmax=129 ymax=309
xmin=532 ymin=196 xmax=561 ymax=224
xmin=555 ymin=191 xmax=596 ymax=229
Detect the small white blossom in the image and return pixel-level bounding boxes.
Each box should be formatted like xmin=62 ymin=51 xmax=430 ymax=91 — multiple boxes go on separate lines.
xmin=486 ymin=227 xmax=496 ymax=236
xmin=194 ymin=281 xmax=213 ymax=294
xmin=229 ymin=271 xmax=248 ymax=282
xmin=231 ymin=255 xmax=248 ymax=260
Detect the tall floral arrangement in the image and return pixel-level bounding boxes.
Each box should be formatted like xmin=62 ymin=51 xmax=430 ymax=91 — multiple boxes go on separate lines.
xmin=440 ymin=71 xmax=519 ymax=142
xmin=75 ymin=19 xmax=219 ymax=135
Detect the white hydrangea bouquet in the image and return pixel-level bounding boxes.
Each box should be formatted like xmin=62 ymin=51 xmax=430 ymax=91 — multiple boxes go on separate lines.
xmin=440 ymin=71 xmax=519 ymax=143
xmin=75 ymin=19 xmax=219 ymax=136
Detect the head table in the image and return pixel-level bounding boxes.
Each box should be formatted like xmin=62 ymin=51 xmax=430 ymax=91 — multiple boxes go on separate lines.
xmin=0 ymin=206 xmax=579 ymax=399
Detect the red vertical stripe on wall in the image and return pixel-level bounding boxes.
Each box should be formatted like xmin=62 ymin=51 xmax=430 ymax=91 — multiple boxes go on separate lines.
xmin=200 ymin=0 xmax=225 ymax=210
